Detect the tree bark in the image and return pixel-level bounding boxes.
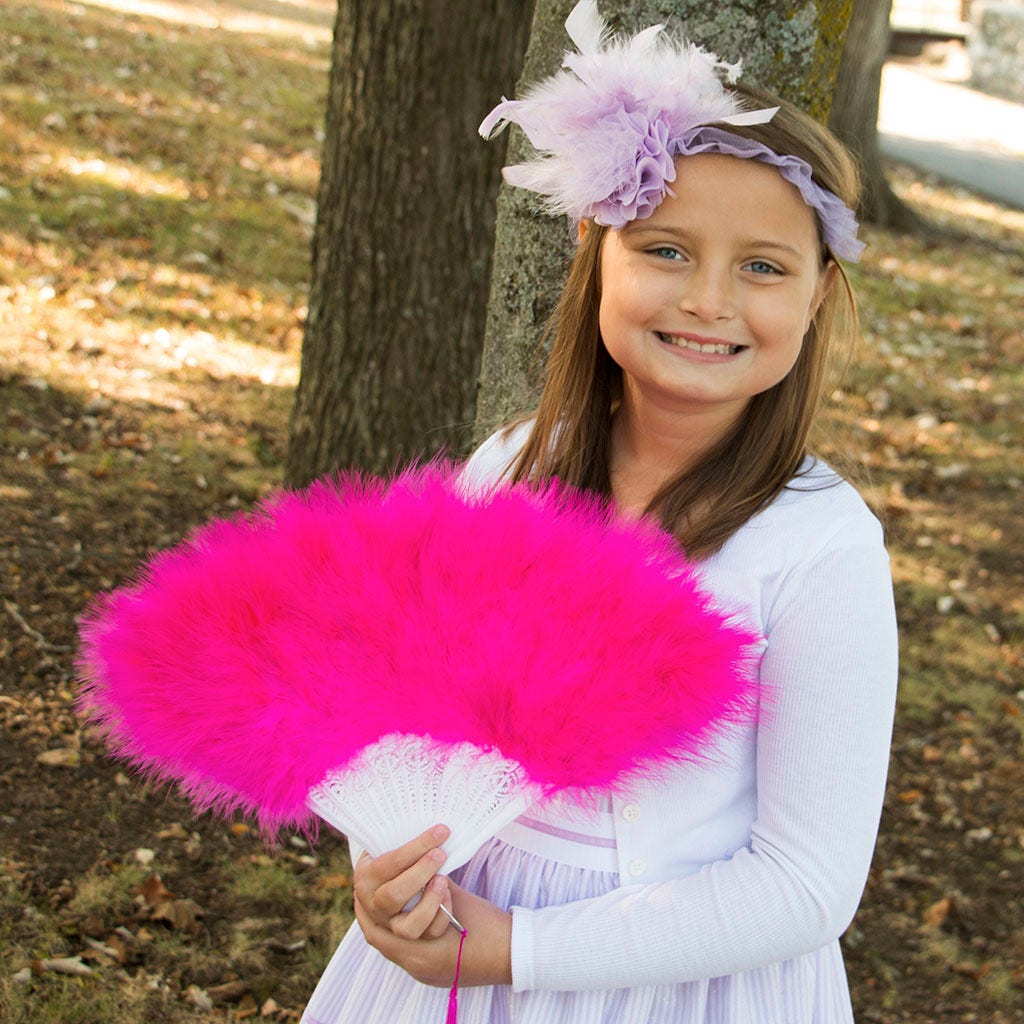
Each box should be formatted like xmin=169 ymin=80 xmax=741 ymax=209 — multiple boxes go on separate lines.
xmin=828 ymin=0 xmax=928 ymax=230
xmin=475 ymin=0 xmax=854 ymax=437
xmin=286 ymin=0 xmax=533 ymax=485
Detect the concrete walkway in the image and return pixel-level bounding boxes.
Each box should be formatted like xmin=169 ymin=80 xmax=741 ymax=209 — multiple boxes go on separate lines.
xmin=878 ymin=60 xmax=1024 ymax=210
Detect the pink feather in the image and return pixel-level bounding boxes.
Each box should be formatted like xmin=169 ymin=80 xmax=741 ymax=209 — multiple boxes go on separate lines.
xmin=76 ymin=465 xmax=759 ymax=836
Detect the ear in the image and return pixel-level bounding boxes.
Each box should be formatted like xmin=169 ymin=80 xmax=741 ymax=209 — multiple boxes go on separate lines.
xmin=577 ymin=219 xmax=589 ymax=243
xmin=805 ymin=261 xmax=838 ymax=333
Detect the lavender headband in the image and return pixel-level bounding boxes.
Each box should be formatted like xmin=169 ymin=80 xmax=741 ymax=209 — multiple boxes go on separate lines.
xmin=479 ymin=0 xmax=864 ymax=262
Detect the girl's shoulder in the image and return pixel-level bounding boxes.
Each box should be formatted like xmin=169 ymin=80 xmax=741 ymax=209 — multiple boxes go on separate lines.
xmin=698 ymin=458 xmax=888 ymax=616
xmin=734 ymin=456 xmax=885 ymax=560
xmin=459 ymin=421 xmax=534 ymax=491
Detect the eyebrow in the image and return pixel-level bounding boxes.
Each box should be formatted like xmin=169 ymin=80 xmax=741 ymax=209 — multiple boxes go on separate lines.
xmin=624 ymin=224 xmax=809 ymax=260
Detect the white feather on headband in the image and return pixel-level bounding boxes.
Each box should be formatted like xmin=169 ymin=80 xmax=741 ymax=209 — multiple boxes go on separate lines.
xmin=479 ymin=0 xmax=777 ymax=229
xmin=479 ymin=1 xmax=864 ymax=260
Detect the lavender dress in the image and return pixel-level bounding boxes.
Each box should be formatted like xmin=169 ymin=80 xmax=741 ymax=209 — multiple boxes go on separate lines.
xmin=299 ymin=431 xmax=894 ymax=1023
xmin=299 ymin=798 xmax=855 ymax=1024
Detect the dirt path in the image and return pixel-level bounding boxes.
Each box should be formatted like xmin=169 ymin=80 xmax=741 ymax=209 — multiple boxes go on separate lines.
xmin=80 ymin=0 xmax=335 ymax=41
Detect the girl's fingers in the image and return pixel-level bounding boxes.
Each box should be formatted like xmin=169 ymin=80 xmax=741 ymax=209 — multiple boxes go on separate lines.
xmin=421 ymin=881 xmax=455 ymax=941
xmin=353 ymin=825 xmax=451 ymax=922
xmin=371 ymin=846 xmax=447 ymax=919
xmin=390 ymin=875 xmax=450 ymax=941
xmin=361 ymin=825 xmax=450 ymax=885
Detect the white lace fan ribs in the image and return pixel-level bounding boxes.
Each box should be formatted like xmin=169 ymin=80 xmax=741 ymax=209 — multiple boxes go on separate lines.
xmin=307 ymin=735 xmax=529 ymax=872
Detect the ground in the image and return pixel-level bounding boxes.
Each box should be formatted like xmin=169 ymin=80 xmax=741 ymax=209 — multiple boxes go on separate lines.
xmin=0 ymin=1 xmax=1022 ymax=1022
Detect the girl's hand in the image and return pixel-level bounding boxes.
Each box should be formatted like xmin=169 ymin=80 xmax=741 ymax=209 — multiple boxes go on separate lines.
xmin=352 ymin=825 xmax=513 ymax=988
xmin=354 ymin=825 xmax=455 ymax=947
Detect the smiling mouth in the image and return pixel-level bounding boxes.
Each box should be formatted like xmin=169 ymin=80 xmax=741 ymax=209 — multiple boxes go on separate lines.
xmin=656 ymin=332 xmax=745 ymax=356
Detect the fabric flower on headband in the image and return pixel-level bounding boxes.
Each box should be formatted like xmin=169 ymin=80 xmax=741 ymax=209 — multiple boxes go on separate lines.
xmin=479 ymin=0 xmax=864 ymax=262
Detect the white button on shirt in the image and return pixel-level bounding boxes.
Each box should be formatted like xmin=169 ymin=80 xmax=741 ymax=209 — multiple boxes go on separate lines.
xmin=622 ymin=803 xmax=641 ymax=822
xmin=627 ymin=858 xmax=647 ymax=877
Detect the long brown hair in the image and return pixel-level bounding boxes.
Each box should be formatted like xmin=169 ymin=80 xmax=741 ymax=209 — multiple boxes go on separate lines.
xmin=505 ymin=85 xmax=861 ymax=560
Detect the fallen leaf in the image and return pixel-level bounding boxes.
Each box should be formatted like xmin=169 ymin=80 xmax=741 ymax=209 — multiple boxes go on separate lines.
xmin=187 ymin=985 xmax=213 ymax=1011
xmin=922 ymin=896 xmax=958 ymax=930
xmin=318 ymin=873 xmax=350 ymax=891
xmin=952 ymin=960 xmax=990 ymax=980
xmin=151 ymin=897 xmax=203 ymax=933
xmin=36 ymin=956 xmax=93 ymax=976
xmin=958 ymin=740 xmax=980 ymax=762
xmin=35 ymin=747 xmax=80 ymax=767
xmin=236 ymin=993 xmax=259 ymax=1018
xmin=140 ymin=874 xmax=174 ymax=908
xmin=104 ymin=934 xmax=131 ymax=964
xmin=82 ymin=937 xmax=122 ymax=961
xmin=208 ymin=979 xmax=247 ymax=1003
xmin=78 ymin=914 xmax=106 ymax=938
xmin=157 ymin=823 xmax=190 ymax=840
xmin=265 ymin=937 xmax=306 ymax=954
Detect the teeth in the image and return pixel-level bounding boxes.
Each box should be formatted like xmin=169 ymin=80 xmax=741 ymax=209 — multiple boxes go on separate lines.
xmin=658 ymin=333 xmax=741 ymax=355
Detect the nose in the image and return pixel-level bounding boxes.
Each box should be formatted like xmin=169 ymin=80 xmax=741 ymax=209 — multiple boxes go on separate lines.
xmin=678 ymin=264 xmax=734 ymax=322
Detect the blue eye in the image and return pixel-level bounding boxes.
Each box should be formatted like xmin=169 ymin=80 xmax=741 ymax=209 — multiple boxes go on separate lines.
xmin=745 ymin=260 xmax=782 ymax=275
xmin=650 ymin=246 xmax=683 ymax=260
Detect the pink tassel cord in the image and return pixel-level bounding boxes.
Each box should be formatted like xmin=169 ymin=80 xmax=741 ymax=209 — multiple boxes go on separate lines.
xmin=446 ymin=928 xmax=467 ymax=1024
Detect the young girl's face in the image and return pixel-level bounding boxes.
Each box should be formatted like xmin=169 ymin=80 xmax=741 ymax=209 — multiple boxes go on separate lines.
xmin=598 ymin=153 xmax=831 ymax=428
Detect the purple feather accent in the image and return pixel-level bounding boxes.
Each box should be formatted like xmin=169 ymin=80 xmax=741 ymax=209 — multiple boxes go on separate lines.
xmin=479 ymin=1 xmax=756 ymax=229
xmin=479 ymin=0 xmax=862 ymax=260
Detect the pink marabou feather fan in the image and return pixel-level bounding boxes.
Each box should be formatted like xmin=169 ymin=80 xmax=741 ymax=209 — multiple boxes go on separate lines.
xmin=76 ymin=464 xmax=759 ymax=846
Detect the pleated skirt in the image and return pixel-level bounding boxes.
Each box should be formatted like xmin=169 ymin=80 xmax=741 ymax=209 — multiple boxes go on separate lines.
xmin=299 ymin=835 xmax=855 ymax=1024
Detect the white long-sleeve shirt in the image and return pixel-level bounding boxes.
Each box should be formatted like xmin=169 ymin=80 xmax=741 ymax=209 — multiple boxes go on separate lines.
xmin=462 ymin=425 xmax=899 ymax=993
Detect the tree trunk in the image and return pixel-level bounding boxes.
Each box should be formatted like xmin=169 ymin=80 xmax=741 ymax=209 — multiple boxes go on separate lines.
xmin=286 ymin=0 xmax=533 ymax=485
xmin=828 ymin=0 xmax=928 ymax=230
xmin=475 ymin=0 xmax=854 ymax=437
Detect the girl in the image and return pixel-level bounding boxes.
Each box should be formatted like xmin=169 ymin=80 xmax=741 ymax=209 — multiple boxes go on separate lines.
xmin=301 ymin=2 xmax=898 ymax=1021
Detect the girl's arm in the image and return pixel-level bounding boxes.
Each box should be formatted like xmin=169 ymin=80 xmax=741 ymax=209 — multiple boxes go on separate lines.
xmin=510 ymin=533 xmax=898 ymax=991
xmin=353 ymin=527 xmax=896 ymax=993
